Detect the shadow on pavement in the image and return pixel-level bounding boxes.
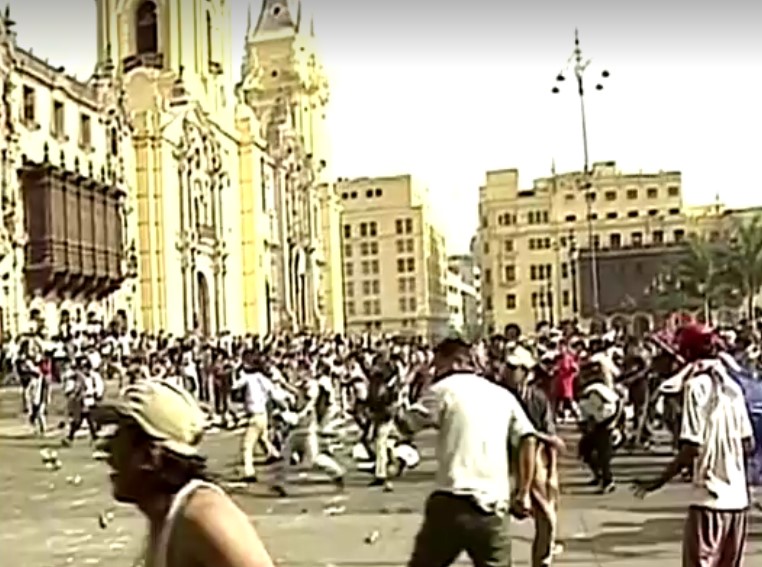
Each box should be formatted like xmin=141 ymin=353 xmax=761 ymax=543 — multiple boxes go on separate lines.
xmin=564 ymin=511 xmax=762 ymax=561
xmin=563 ymin=515 xmax=686 ymax=559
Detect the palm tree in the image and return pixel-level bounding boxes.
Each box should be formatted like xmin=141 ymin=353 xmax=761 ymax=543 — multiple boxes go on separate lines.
xmin=725 ymin=213 xmax=762 ymax=318
xmin=652 ymin=235 xmax=730 ymax=323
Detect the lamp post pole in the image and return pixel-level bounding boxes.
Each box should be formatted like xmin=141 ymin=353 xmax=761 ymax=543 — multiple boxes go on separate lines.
xmin=552 ymin=29 xmax=609 ymax=316
xmin=568 ymin=230 xmax=579 ymax=317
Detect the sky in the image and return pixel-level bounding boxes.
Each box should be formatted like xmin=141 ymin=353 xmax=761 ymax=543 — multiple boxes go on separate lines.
xmin=8 ymin=0 xmax=762 ymax=253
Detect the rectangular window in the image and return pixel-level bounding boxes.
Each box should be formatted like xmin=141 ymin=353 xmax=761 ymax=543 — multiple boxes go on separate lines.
xmin=373 ymin=300 xmax=381 ymax=315
xmin=22 ymin=85 xmax=35 ymax=123
xmin=363 ymin=300 xmax=372 ymax=315
xmin=561 ymin=262 xmax=568 ymax=279
xmin=407 ymin=277 xmax=416 ymax=292
xmin=668 ymin=186 xmax=679 ymax=197
xmin=372 ymin=280 xmax=380 ymax=294
xmin=361 ymin=261 xmax=370 ymax=275
xmin=562 ymin=290 xmax=570 ymax=307
xmin=396 ymin=239 xmax=404 ymax=253
xmin=346 ymin=282 xmax=354 ymax=297
xmin=344 ymin=244 xmax=352 ymax=257
xmin=345 ymin=262 xmax=353 ymax=276
xmin=343 ymin=224 xmax=351 ymax=238
xmin=406 ymin=258 xmax=414 ymax=272
xmin=371 ymin=260 xmax=379 ymax=274
xmin=370 ymin=242 xmax=379 ymax=255
xmin=632 ymin=232 xmax=643 ymax=247
xmin=506 ymin=294 xmax=516 ymax=310
xmin=397 ymin=259 xmax=405 ymax=273
xmin=399 ymin=298 xmax=406 ymax=312
xmin=531 ymin=292 xmax=538 ymax=308
xmin=504 ymin=239 xmax=514 ymax=252
xmin=79 ymin=114 xmax=91 ymax=148
xmin=346 ymin=302 xmax=355 ymax=316
xmin=652 ymin=230 xmax=664 ymax=244
xmin=360 ymin=242 xmax=369 ymax=256
xmin=369 ymin=221 xmax=378 ymax=236
xmin=398 ymin=278 xmax=406 ymax=293
xmin=605 ymin=191 xmax=616 ymax=201
xmin=405 ymin=218 xmax=413 ymax=233
xmin=505 ymin=265 xmax=515 ymax=281
xmin=395 ymin=219 xmax=403 ymax=234
xmin=647 ymin=187 xmax=658 ymax=199
xmin=362 ymin=281 xmax=371 ymax=295
xmin=610 ymin=233 xmax=622 ymax=248
xmin=409 ymin=297 xmax=416 ymax=311
xmin=626 ymin=189 xmax=637 ymax=200
xmin=530 ymin=265 xmax=537 ymax=280
xmin=406 ymin=239 xmax=414 ymax=252
xmin=360 ymin=222 xmax=368 ymax=237
xmin=52 ymin=100 xmax=65 ymax=138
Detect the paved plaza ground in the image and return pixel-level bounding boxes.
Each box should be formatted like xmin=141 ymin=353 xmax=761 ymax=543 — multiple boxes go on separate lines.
xmin=1 ymin=387 xmax=761 ymax=566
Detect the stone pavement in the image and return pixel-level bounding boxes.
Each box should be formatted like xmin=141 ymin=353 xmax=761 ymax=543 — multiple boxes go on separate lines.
xmin=1 ymin=386 xmax=761 ymax=566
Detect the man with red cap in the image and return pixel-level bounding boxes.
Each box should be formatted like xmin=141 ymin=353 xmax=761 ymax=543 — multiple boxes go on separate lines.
xmin=634 ymin=323 xmax=754 ymax=566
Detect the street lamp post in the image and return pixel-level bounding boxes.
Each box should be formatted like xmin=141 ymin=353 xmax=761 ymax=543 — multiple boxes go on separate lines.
xmin=568 ymin=230 xmax=579 ymax=317
xmin=552 ymin=29 xmax=609 ymax=316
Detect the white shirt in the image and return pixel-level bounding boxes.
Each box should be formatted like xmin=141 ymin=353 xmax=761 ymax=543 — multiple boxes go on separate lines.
xmin=233 ymin=370 xmax=275 ymax=415
xmin=590 ymin=351 xmax=620 ymax=388
xmin=579 ymin=382 xmax=620 ymax=424
xmin=403 ymin=372 xmax=535 ymax=512
xmin=681 ymin=366 xmax=753 ymax=510
xmin=82 ymin=371 xmax=104 ymax=408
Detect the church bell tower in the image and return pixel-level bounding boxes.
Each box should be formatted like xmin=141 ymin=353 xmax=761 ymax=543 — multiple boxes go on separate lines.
xmin=95 ymin=0 xmax=234 ymax=112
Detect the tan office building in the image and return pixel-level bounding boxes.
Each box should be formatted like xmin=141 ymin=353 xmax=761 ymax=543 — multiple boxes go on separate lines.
xmin=476 ymin=161 xmax=688 ymax=333
xmin=337 ymin=174 xmax=449 ymax=338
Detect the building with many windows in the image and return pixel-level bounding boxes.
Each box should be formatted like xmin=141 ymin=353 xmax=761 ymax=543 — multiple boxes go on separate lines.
xmin=476 ymin=161 xmax=688 ymax=333
xmin=447 ymin=253 xmax=482 ymax=338
xmin=337 ymin=174 xmax=449 ymax=338
xmin=0 ymin=12 xmax=138 ymax=338
xmin=445 ymin=268 xmax=480 ymax=338
xmin=0 ymin=1 xmax=345 ymax=338
xmin=576 ymin=203 xmax=762 ymax=329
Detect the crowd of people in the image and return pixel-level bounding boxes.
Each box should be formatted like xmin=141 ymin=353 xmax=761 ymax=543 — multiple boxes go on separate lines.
xmin=2 ymin=315 xmax=761 ymax=566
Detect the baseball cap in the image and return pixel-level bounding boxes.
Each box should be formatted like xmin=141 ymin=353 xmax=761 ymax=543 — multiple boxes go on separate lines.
xmin=95 ymin=380 xmax=206 ymax=456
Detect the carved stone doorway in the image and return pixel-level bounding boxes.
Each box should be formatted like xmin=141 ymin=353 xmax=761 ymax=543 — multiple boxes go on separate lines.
xmin=196 ymin=271 xmax=211 ymax=336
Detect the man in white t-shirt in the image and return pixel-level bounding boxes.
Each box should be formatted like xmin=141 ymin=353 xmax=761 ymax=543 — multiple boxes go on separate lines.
xmin=399 ymin=338 xmax=537 ymax=566
xmin=634 ymin=324 xmax=754 ymax=566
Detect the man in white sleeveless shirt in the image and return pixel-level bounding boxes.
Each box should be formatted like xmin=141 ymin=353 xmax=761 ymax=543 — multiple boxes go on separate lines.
xmin=95 ymin=381 xmax=274 ymax=567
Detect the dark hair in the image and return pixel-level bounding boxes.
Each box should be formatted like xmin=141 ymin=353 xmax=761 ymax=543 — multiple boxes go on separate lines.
xmin=154 ymin=449 xmax=213 ymax=492
xmin=433 ymin=337 xmax=471 ymax=358
xmin=125 ymin=421 xmax=214 ymax=493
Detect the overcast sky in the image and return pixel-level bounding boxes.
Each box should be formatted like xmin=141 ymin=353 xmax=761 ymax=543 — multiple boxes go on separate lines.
xmin=9 ymin=0 xmax=762 ymax=252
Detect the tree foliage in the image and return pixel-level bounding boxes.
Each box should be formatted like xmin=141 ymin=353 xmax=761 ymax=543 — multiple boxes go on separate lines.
xmin=651 ymin=213 xmax=762 ymax=321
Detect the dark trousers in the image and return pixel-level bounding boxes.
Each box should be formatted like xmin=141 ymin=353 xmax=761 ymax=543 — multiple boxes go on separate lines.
xmin=579 ymin=422 xmax=613 ymax=485
xmin=408 ymin=492 xmax=511 ymax=567
xmin=68 ymin=410 xmax=98 ymax=442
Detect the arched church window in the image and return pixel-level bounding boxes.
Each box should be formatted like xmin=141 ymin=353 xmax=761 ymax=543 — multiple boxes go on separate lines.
xmin=136 ymin=1 xmax=158 ymax=55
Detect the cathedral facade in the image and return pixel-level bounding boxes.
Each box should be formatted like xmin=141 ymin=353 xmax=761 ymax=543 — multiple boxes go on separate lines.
xmin=0 ymin=0 xmax=344 ymax=338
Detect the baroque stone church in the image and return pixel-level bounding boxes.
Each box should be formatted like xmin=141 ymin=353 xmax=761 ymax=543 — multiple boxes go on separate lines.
xmin=0 ymin=0 xmax=345 ymax=338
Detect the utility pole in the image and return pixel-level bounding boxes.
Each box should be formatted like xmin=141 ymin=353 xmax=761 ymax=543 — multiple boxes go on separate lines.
xmin=552 ymin=29 xmax=610 ymax=316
